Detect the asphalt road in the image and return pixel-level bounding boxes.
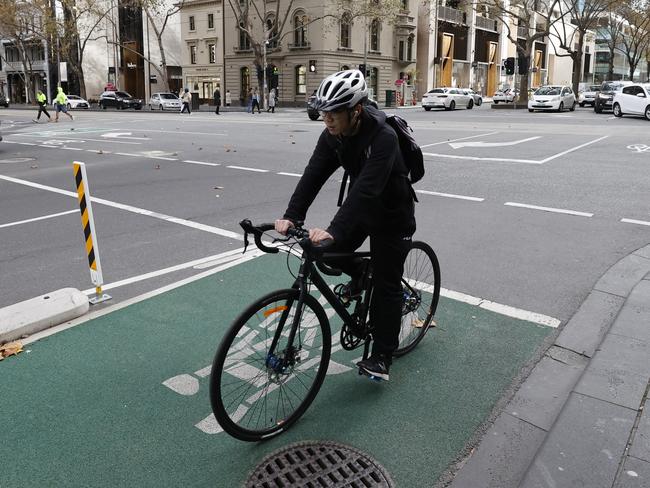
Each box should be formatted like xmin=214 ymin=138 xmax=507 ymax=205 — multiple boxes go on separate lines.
xmin=1 ymin=104 xmax=649 ymax=326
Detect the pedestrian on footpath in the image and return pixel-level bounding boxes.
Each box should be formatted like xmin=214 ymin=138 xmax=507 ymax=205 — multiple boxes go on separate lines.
xmin=267 ymin=87 xmax=276 ymax=113
xmin=54 ymin=86 xmax=73 ymax=122
xmin=180 ymin=88 xmax=192 ymax=114
xmin=33 ymin=90 xmax=51 ymax=123
xmin=251 ymin=88 xmax=261 ymax=114
xmin=213 ymin=87 xmax=221 ymax=115
xmin=246 ymin=88 xmax=253 ymax=113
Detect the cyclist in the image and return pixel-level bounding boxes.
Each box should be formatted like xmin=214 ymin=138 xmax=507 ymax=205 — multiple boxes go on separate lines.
xmin=275 ymin=69 xmax=416 ymax=381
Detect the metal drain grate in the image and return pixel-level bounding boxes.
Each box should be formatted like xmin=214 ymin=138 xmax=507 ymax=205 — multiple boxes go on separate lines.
xmin=245 ymin=441 xmax=394 ymax=488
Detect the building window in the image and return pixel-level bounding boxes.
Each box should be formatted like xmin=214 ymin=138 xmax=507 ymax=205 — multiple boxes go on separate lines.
xmin=401 ymin=0 xmax=408 ymax=10
xmin=189 ymin=15 xmax=195 ymax=31
xmin=190 ymin=45 xmax=197 ymax=64
xmin=296 ymin=65 xmax=306 ymax=94
xmin=407 ymin=34 xmax=414 ymax=61
xmin=294 ymin=12 xmax=307 ymax=46
xmin=240 ymin=67 xmax=250 ymax=100
xmin=208 ymin=43 xmax=216 ymax=63
xmin=208 ymin=13 xmax=214 ymax=29
xmin=266 ymin=18 xmax=278 ymax=49
xmin=239 ymin=22 xmax=250 ymax=50
xmin=340 ymin=13 xmax=351 ymax=48
xmin=399 ymin=40 xmax=405 ymax=61
xmin=370 ymin=19 xmax=380 ymax=51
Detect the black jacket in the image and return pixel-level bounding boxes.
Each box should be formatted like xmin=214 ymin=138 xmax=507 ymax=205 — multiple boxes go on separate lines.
xmin=283 ymin=105 xmax=415 ymax=242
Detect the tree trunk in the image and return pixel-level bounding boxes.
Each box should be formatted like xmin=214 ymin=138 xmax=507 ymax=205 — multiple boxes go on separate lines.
xmin=607 ymin=45 xmax=615 ymax=80
xmin=571 ymin=30 xmax=585 ymax=95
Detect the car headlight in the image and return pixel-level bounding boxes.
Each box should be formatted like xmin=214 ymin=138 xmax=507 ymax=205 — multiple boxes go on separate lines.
xmin=598 ymin=93 xmax=609 ymax=99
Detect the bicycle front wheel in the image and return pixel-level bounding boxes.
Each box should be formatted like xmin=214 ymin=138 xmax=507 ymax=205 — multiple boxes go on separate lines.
xmin=394 ymin=241 xmax=441 ymax=357
xmin=210 ymin=289 xmax=331 ymax=441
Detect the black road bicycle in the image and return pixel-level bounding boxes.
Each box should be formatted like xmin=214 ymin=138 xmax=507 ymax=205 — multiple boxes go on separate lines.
xmin=209 ymin=220 xmax=441 ymax=441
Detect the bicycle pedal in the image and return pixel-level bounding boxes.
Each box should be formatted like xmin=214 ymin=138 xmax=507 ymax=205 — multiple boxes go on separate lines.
xmin=358 ymin=368 xmax=384 ymax=382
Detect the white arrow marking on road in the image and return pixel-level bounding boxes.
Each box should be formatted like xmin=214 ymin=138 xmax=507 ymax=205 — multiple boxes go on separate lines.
xmin=449 ymin=136 xmax=541 ymax=149
xmin=101 ymin=132 xmax=149 ymax=140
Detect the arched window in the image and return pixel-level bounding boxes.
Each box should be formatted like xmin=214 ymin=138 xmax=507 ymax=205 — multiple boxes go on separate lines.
xmin=239 ymin=22 xmax=250 ymax=50
xmin=407 ymin=34 xmax=414 ymax=61
xmin=370 ymin=19 xmax=380 ymax=51
xmin=340 ymin=13 xmax=351 ymax=48
xmin=266 ymin=18 xmax=278 ymax=49
xmin=295 ymin=65 xmax=306 ymax=94
xmin=240 ymin=67 xmax=250 ymax=102
xmin=294 ymin=12 xmax=307 ymax=47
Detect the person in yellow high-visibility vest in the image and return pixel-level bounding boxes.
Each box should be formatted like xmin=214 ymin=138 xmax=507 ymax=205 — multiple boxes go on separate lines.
xmin=33 ymin=90 xmax=51 ymax=123
xmin=54 ymin=86 xmax=74 ymax=122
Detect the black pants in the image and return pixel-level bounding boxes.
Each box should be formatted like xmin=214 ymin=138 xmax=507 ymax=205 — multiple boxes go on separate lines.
xmin=181 ymin=102 xmax=191 ymax=114
xmin=37 ymin=103 xmax=50 ymax=120
xmin=251 ymin=100 xmax=260 ymax=113
xmin=325 ymin=228 xmax=413 ymax=359
xmin=214 ymin=102 xmax=220 ymax=114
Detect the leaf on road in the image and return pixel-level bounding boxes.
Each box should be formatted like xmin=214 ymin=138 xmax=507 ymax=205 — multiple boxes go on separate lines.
xmin=0 ymin=341 xmax=23 ymax=360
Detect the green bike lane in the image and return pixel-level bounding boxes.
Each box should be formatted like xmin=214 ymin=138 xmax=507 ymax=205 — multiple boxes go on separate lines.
xmin=0 ymin=253 xmax=552 ymax=487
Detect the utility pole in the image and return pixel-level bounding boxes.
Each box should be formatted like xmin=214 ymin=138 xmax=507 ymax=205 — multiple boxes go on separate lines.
xmin=263 ymin=39 xmax=268 ymax=110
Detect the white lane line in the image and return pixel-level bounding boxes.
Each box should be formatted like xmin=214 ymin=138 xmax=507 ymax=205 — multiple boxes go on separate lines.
xmin=539 ymin=135 xmax=609 ymax=163
xmin=0 ymin=174 xmax=243 ymax=240
xmin=86 ymin=149 xmax=111 ymax=154
xmin=621 ymin=218 xmax=650 ymax=227
xmin=81 ymin=247 xmax=263 ymax=294
xmin=0 ymin=209 xmax=78 ymax=229
xmin=504 ymin=202 xmax=593 ymax=217
xmin=416 ymin=190 xmax=484 ymax=202
xmin=17 ymin=142 xmax=37 ymax=146
xmin=227 ymin=165 xmax=269 ymax=173
xmin=422 ymin=152 xmax=542 ymax=164
xmin=277 ymin=172 xmax=302 ymax=177
xmin=115 ymin=152 xmax=140 ymax=157
xmin=440 ymin=287 xmax=561 ymax=328
xmin=183 ymin=160 xmax=220 ymax=166
xmin=62 ymin=147 xmax=84 ymax=151
xmin=39 ymin=145 xmax=58 ymax=148
xmin=419 ymin=131 xmax=499 ymax=148
xmin=149 ymin=156 xmax=179 ymax=161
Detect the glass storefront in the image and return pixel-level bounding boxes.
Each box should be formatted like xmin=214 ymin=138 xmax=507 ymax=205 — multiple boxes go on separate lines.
xmin=185 ymin=75 xmax=221 ymax=103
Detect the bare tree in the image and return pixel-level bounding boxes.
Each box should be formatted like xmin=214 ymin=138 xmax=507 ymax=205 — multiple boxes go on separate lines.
xmin=481 ymin=0 xmax=564 ymax=104
xmin=549 ymin=0 xmax=615 ymax=95
xmin=229 ymin=0 xmax=404 ymax=105
xmin=617 ymin=1 xmax=650 ymax=81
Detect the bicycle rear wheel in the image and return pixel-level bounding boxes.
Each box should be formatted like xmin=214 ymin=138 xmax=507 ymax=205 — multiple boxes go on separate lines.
xmin=210 ymin=289 xmax=331 ymax=442
xmin=393 ymin=241 xmax=441 ymax=357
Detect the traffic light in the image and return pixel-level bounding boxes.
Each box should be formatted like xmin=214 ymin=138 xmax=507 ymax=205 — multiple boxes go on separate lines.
xmin=309 ymin=60 xmax=317 ymax=73
xmin=504 ymin=57 xmax=515 ymax=75
xmin=518 ymin=56 xmax=529 ymax=75
xmin=358 ymin=64 xmax=366 ymax=76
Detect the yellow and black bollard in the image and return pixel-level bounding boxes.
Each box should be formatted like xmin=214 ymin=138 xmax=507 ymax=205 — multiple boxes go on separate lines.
xmin=73 ymin=161 xmax=111 ymax=304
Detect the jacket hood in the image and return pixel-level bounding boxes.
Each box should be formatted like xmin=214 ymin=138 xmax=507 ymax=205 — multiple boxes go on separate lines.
xmin=57 ymin=87 xmax=63 ymax=93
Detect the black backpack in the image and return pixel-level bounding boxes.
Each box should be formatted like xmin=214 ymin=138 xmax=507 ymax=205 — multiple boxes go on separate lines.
xmin=385 ymin=115 xmax=425 ymax=184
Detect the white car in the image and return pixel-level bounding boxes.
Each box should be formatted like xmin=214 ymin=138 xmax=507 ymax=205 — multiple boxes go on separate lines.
xmin=578 ymin=85 xmax=600 ymax=107
xmin=149 ymin=92 xmax=181 ymax=111
xmin=52 ymin=94 xmax=90 ymax=110
xmin=492 ymin=89 xmax=518 ymax=103
xmin=612 ymin=83 xmax=650 ymax=121
xmin=460 ymin=88 xmax=483 ymax=106
xmin=422 ymin=88 xmax=474 ymax=111
xmin=528 ymin=85 xmax=576 ymax=112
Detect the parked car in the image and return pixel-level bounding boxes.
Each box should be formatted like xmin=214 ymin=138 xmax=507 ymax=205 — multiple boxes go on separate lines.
xmin=492 ymin=88 xmax=518 ymax=103
xmin=594 ymin=81 xmax=633 ymax=113
xmin=149 ymin=92 xmax=181 ymax=111
xmin=307 ymin=93 xmax=319 ymax=120
xmin=0 ymin=93 xmax=8 ymax=107
xmin=99 ymin=91 xmax=143 ymax=110
xmin=52 ymin=94 xmax=90 ymax=110
xmin=612 ymin=83 xmax=650 ymax=121
xmin=528 ymin=85 xmax=576 ymax=112
xmin=460 ymin=88 xmax=483 ymax=106
xmin=578 ymin=85 xmax=600 ymax=107
xmin=422 ymin=88 xmax=474 ymax=111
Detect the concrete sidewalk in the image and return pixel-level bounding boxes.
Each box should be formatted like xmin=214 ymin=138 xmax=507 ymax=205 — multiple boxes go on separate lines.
xmin=447 ymin=244 xmax=650 ymax=488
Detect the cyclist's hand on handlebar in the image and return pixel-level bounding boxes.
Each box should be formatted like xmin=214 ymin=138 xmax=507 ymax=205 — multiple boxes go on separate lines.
xmin=309 ymin=228 xmax=333 ymax=245
xmin=275 ymin=219 xmax=294 ymax=235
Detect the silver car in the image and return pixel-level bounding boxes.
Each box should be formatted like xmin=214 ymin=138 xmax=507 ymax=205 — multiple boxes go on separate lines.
xmin=422 ymin=88 xmax=474 ymax=111
xmin=149 ymin=92 xmax=181 ymax=111
xmin=461 ymin=88 xmax=483 ymax=106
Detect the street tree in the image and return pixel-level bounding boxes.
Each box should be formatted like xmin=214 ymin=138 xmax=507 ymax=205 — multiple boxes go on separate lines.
xmin=617 ymin=1 xmax=650 ymax=81
xmin=229 ymin=0 xmax=404 ymax=105
xmin=598 ymin=8 xmax=625 ymax=80
xmin=549 ymin=0 xmax=616 ymax=95
xmin=479 ymin=0 xmax=565 ymax=104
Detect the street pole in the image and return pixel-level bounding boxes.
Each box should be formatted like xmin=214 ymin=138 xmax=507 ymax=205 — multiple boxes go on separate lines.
xmin=263 ymin=40 xmax=268 ymax=110
xmin=432 ymin=1 xmax=439 ymax=88
xmin=44 ymin=36 xmax=51 ymax=103
xmin=146 ymin=15 xmax=151 ymax=102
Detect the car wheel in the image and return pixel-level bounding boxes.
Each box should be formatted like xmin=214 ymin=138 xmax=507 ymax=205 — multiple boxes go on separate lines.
xmin=135 ymin=106 xmax=142 ymax=110
xmin=579 ymin=102 xmax=584 ymax=107
xmin=558 ymin=102 xmax=564 ymax=112
xmin=101 ymin=102 xmax=106 ymax=110
xmin=66 ymin=103 xmax=71 ymax=110
xmin=528 ymin=109 xmax=534 ymax=113
xmin=476 ymin=98 xmax=482 ymax=106
xmin=613 ymin=103 xmax=623 ymax=117
xmin=645 ymin=105 xmax=650 ymax=121
xmin=467 ymin=99 xmax=474 ymax=109
xmin=160 ymin=105 xmax=164 ymax=111
xmin=447 ymin=100 xmax=456 ymax=111
xmin=594 ymin=104 xmax=602 ymax=114
xmin=423 ymin=107 xmax=431 ymax=111
xmin=569 ymin=102 xmax=576 ymax=112
xmin=494 ymin=100 xmax=499 ymax=104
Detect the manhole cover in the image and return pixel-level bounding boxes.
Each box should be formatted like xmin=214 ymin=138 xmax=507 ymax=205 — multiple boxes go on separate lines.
xmin=245 ymin=441 xmax=394 ymax=488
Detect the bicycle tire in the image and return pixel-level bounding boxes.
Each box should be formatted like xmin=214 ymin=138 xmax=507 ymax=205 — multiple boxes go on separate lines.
xmin=210 ymin=289 xmax=331 ymax=442
xmin=393 ymin=241 xmax=441 ymax=357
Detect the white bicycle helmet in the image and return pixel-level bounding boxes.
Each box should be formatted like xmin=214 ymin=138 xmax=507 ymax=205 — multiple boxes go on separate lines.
xmin=313 ymin=69 xmax=368 ymax=112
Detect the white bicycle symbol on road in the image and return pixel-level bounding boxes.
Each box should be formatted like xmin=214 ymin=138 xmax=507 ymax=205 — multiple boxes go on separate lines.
xmin=627 ymin=144 xmax=650 ymax=153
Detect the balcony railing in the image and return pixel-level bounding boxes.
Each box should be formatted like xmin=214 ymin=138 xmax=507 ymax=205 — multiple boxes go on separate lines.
xmin=3 ymin=59 xmax=46 ymax=72
xmin=438 ymin=5 xmax=466 ymax=25
xmin=475 ymin=15 xmax=498 ymax=32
